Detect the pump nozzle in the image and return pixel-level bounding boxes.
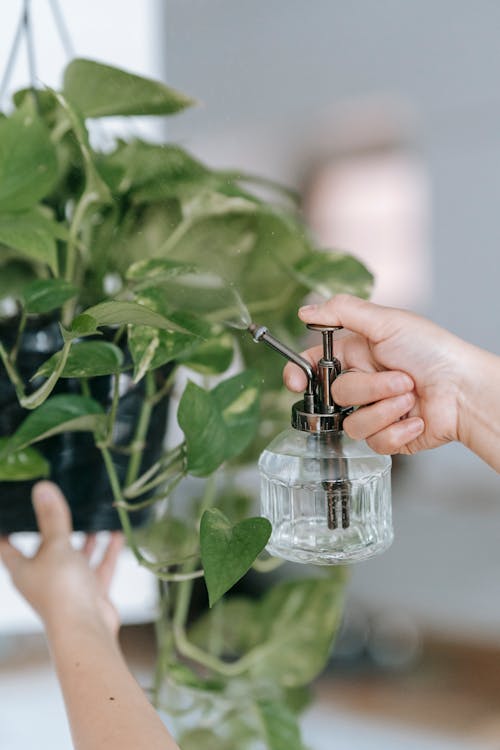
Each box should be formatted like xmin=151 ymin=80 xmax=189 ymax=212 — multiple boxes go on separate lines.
xmin=248 ymin=323 xmax=316 ymax=412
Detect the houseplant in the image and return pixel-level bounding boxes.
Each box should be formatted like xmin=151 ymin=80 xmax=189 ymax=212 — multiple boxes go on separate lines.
xmin=0 ymin=58 xmax=372 ymax=748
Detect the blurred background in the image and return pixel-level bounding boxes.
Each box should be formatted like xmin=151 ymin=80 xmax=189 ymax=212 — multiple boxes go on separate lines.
xmin=0 ymin=1 xmax=499 ymax=748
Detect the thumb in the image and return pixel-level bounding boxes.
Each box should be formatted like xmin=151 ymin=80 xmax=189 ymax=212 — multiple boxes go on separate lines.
xmin=32 ymin=481 xmax=73 ymax=541
xmin=299 ymin=294 xmax=396 ymax=343
xmin=0 ymin=538 xmax=25 ymax=578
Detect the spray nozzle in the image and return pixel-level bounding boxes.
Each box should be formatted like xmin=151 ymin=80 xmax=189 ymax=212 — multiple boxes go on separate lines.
xmin=248 ymin=322 xmax=350 ymax=431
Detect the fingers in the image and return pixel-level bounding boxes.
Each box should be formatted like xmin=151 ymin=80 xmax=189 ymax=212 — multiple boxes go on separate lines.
xmin=82 ymin=534 xmax=97 ymax=560
xmin=0 ymin=537 xmax=24 ymax=577
xmin=343 ymin=392 xmax=416 ymax=441
xmin=332 ymin=370 xmax=414 ymax=407
xmin=96 ymin=532 xmax=124 ymax=592
xmin=299 ymin=294 xmax=397 ymax=342
xmin=32 ymin=481 xmax=73 ymax=541
xmin=366 ymin=417 xmax=425 ymax=454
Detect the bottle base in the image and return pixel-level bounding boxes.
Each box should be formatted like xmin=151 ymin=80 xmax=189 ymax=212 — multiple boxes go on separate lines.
xmin=265 ymin=518 xmax=393 ymax=565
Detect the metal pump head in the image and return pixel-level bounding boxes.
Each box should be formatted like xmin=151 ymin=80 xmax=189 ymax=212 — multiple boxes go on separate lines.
xmin=248 ymin=322 xmax=352 ymax=433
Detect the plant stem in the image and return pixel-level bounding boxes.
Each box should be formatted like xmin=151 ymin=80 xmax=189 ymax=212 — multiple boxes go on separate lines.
xmin=125 ymin=370 xmax=155 ymax=487
xmin=116 ymin=473 xmax=184 ymax=510
xmin=0 ymin=342 xmax=24 ymax=401
xmin=62 ymin=192 xmax=96 ymax=325
xmin=123 ymin=460 xmax=185 ymax=499
xmin=112 ymin=324 xmax=126 ymax=345
xmin=123 ymin=443 xmax=184 ymax=498
xmin=10 ymin=309 xmax=27 ymax=365
xmin=99 ymin=443 xmax=144 ymax=564
xmin=106 ymin=371 xmax=120 ymax=440
xmin=80 ymin=378 xmax=91 ymax=397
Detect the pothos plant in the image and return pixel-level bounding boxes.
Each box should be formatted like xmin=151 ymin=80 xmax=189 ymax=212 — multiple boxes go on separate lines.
xmin=0 ymin=59 xmax=372 ymax=748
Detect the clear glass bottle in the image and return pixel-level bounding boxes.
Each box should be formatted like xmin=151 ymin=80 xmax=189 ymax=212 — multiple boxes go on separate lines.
xmin=249 ymin=321 xmax=393 ymax=565
xmin=259 ymin=429 xmax=392 ymax=564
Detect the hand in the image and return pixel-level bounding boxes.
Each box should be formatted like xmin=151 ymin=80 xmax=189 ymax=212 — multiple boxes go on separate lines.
xmin=0 ymin=481 xmax=123 ymax=637
xmin=284 ymin=294 xmax=470 ymax=456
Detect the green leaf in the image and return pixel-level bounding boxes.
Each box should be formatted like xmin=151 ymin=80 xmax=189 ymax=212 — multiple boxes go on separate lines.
xmin=104 ymin=141 xmax=210 ymax=196
xmin=22 ymin=279 xmax=78 ymax=314
xmin=177 ymin=381 xmax=227 ymax=476
xmin=200 ymin=508 xmax=271 ymax=607
xmin=20 ymin=340 xmax=73 ymax=410
xmin=292 ymin=250 xmax=374 ymax=299
xmin=0 ymin=109 xmax=57 ymax=211
xmin=128 ymin=326 xmax=192 ymax=382
xmin=81 ymin=301 xmax=192 ymax=335
xmin=0 ymin=211 xmax=62 ymax=273
xmin=126 ymin=257 xmax=197 ymax=285
xmin=250 ymin=577 xmax=344 ymax=687
xmin=180 ymin=331 xmax=234 ymax=375
xmin=3 ymin=394 xmax=106 ymax=454
xmin=256 ymin=700 xmax=305 ymax=750
xmin=135 ymin=517 xmax=198 ymax=565
xmin=0 ymin=440 xmax=49 ymax=481
xmin=189 ymin=597 xmax=261 ymax=656
xmin=60 ymin=314 xmax=100 ymax=344
xmin=211 ymin=371 xmax=260 ymax=460
xmin=178 ymin=373 xmax=261 ymax=475
xmin=51 ymin=89 xmax=112 ymax=204
xmin=128 ymin=257 xmax=250 ymax=329
xmin=125 ymin=288 xmax=205 ymax=381
xmin=63 ymin=58 xmax=195 ymax=118
xmin=34 ymin=341 xmax=124 ymax=379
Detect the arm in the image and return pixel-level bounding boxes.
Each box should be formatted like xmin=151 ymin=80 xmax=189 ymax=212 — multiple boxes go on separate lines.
xmin=284 ymin=294 xmax=500 ymax=472
xmin=0 ymin=481 xmax=179 ymax=750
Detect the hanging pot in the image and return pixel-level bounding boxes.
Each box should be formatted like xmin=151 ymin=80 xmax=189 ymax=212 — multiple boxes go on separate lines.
xmin=0 ymin=316 xmax=170 ymax=533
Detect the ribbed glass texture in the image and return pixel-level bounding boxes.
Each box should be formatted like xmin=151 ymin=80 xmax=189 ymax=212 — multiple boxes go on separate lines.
xmin=259 ymin=428 xmax=393 ymax=564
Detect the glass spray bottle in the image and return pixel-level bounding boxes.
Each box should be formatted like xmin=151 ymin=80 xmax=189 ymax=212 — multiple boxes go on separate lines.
xmin=249 ymin=322 xmax=393 ymax=564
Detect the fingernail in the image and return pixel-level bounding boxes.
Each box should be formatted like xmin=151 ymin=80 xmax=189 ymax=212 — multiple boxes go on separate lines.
xmin=299 ymin=304 xmax=318 ymax=314
xmin=32 ymin=482 xmax=54 ymax=502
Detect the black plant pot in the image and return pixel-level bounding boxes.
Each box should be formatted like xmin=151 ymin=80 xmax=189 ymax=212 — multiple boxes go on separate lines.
xmin=0 ymin=316 xmax=170 ymax=533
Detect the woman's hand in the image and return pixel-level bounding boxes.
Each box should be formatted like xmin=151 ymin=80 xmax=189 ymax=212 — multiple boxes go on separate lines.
xmin=0 ymin=481 xmax=123 ymax=637
xmin=284 ymin=294 xmax=475 ymax=456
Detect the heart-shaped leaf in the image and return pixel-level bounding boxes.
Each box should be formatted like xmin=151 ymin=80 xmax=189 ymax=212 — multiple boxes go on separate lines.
xmin=3 ymin=394 xmax=106 ymax=454
xmin=200 ymin=508 xmax=271 ymax=607
xmin=0 ymin=440 xmax=49 ymax=481
xmin=63 ymin=58 xmax=194 ymax=118
xmin=22 ymin=279 xmax=78 ymax=314
xmin=34 ymin=341 xmax=124 ymax=379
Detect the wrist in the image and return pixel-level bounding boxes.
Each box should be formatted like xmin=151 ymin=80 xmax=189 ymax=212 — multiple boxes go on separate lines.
xmin=44 ymin=605 xmax=118 ymax=649
xmin=456 ymin=342 xmax=500 ymax=468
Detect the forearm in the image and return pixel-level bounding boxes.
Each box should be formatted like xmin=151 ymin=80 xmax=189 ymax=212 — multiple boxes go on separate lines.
xmin=458 ymin=343 xmax=500 ymax=472
xmin=45 ymin=616 xmax=179 ymax=750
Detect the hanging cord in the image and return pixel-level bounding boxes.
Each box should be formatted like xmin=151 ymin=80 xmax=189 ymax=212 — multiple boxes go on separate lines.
xmin=48 ymin=0 xmax=75 ymax=59
xmin=0 ymin=0 xmax=76 ymax=111
xmin=0 ymin=3 xmax=26 ymax=107
xmin=23 ymin=0 xmax=40 ymax=110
